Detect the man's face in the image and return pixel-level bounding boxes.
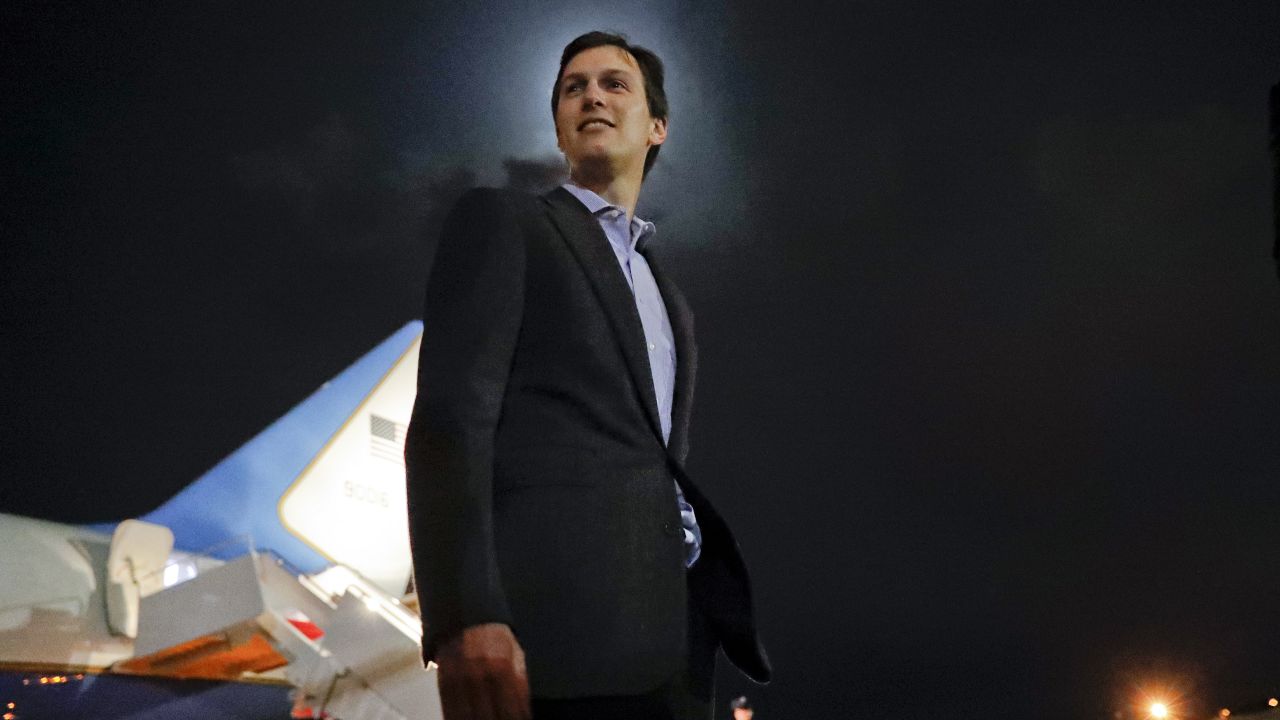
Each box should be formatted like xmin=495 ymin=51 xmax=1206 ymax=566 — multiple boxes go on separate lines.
xmin=555 ymin=45 xmax=666 ymax=177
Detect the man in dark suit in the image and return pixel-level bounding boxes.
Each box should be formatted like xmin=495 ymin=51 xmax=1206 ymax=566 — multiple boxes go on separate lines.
xmin=404 ymin=31 xmax=770 ymax=720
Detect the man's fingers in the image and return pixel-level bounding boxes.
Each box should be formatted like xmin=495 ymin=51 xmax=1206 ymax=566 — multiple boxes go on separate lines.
xmin=436 ymin=626 xmax=528 ymax=720
xmin=513 ymin=668 xmax=532 ymax=720
xmin=466 ymin=664 xmax=498 ymax=720
xmin=513 ymin=648 xmax=531 ymax=718
xmin=513 ymin=645 xmax=527 ymax=679
xmin=438 ymin=670 xmax=472 ymax=720
xmin=505 ymin=635 xmax=531 ymax=719
xmin=488 ymin=663 xmax=532 ymax=720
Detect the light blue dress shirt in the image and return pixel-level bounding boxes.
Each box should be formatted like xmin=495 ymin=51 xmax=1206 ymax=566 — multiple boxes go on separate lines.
xmin=561 ymin=182 xmax=702 ymax=568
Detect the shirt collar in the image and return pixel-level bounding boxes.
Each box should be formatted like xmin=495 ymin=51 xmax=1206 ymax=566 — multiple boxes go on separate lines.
xmin=561 ymin=181 xmax=657 ymax=253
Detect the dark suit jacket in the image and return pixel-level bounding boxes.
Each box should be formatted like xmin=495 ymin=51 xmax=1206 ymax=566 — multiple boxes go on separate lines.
xmin=404 ymin=185 xmax=771 ymax=698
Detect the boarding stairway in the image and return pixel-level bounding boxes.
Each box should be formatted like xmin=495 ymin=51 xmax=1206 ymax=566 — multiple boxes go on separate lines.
xmin=113 ymin=543 xmax=442 ymax=720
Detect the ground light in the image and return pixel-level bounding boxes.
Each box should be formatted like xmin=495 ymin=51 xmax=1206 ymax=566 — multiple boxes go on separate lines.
xmin=1148 ymin=702 xmax=1169 ymax=719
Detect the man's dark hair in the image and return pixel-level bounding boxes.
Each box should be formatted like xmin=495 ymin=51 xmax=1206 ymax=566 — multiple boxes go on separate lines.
xmin=552 ymin=31 xmax=668 ymax=178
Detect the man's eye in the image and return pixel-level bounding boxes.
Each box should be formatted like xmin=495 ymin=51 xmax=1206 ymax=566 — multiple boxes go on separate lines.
xmin=609 ymin=80 xmax=626 ymax=89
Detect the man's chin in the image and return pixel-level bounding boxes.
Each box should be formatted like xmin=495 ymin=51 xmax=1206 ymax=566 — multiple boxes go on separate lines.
xmin=567 ymin=153 xmax=617 ymax=178
xmin=568 ymin=145 xmax=614 ymax=163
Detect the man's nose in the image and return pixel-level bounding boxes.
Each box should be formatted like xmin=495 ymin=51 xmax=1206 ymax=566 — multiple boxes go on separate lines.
xmin=580 ymin=81 xmax=605 ymax=108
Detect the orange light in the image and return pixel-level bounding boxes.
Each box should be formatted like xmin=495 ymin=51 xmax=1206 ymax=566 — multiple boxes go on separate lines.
xmin=4 ymin=712 xmax=13 ymax=720
xmin=1149 ymin=702 xmax=1169 ymax=719
xmin=1218 ymin=710 xmax=1229 ymax=718
xmin=1269 ymin=698 xmax=1278 ymax=708
xmin=38 ymin=678 xmax=47 ymax=685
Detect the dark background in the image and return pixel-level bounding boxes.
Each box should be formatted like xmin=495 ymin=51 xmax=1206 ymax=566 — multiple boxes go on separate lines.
xmin=3 ymin=1 xmax=1278 ymax=718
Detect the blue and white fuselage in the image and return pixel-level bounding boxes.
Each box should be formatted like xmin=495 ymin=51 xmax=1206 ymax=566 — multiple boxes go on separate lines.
xmin=0 ymin=322 xmax=439 ymax=719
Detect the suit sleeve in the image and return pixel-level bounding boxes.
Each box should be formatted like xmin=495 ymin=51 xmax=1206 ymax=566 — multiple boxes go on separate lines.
xmin=404 ymin=187 xmax=525 ymax=663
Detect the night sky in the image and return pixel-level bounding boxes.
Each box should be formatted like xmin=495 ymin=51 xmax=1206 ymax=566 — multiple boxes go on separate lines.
xmin=3 ymin=1 xmax=1279 ymax=718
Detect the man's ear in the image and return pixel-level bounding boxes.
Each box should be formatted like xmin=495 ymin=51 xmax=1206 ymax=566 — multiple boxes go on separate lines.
xmin=649 ymin=116 xmax=668 ymax=147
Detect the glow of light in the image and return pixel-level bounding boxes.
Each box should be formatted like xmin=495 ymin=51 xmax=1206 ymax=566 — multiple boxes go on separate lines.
xmin=1269 ymin=698 xmax=1278 ymax=708
xmin=163 ymin=563 xmax=183 ymax=587
xmin=362 ymin=595 xmax=380 ymax=612
xmin=1149 ymin=702 xmax=1169 ymax=718
xmin=1218 ymin=710 xmax=1229 ymax=718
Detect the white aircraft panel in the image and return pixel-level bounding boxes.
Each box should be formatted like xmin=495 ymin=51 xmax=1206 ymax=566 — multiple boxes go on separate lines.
xmin=278 ymin=338 xmax=420 ymax=595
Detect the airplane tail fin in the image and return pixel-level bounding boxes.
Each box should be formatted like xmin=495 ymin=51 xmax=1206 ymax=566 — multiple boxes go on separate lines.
xmin=90 ymin=321 xmax=424 ymax=594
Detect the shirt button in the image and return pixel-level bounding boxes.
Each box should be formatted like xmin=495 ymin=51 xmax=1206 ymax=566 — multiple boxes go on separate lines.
xmin=648 ymin=343 xmax=656 ymax=351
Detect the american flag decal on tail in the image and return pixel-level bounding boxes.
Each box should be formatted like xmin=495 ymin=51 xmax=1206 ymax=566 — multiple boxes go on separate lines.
xmin=369 ymin=414 xmax=406 ymax=464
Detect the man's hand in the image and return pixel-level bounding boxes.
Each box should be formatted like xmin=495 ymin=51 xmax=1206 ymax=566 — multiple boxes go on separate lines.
xmin=435 ymin=622 xmax=531 ymax=720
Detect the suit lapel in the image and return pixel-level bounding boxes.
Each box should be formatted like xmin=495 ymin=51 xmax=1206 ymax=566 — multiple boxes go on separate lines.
xmin=643 ymin=249 xmax=697 ymax=463
xmin=541 ymin=187 xmax=665 ymax=444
